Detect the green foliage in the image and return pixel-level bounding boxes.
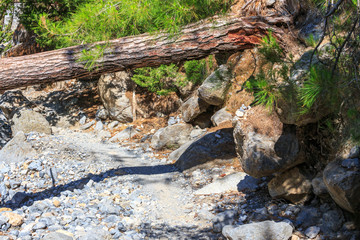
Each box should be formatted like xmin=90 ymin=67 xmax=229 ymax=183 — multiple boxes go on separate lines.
xmin=244 ymin=72 xmax=277 ymax=110
xmin=299 ymin=65 xmax=339 ymax=114
xmin=132 ymin=64 xmax=182 ymax=96
xmin=183 ymin=59 xmax=207 ymax=84
xmin=305 ymin=34 xmax=318 ymax=47
xmin=258 ymin=31 xmax=284 ymax=63
xmin=19 ymin=0 xmax=89 ymax=31
xmin=29 ymin=0 xmax=233 ymax=49
xmin=77 ymin=44 xmax=108 ymax=71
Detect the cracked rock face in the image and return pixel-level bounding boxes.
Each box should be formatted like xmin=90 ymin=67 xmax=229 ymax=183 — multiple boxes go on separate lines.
xmin=323 ymin=159 xmax=360 ymax=214
xmin=233 ymin=119 xmax=304 ymax=178
xmin=98 ymin=71 xmax=134 ymax=123
xmin=198 ymin=65 xmax=232 ymax=106
xmin=0 ymin=109 xmax=12 ymax=148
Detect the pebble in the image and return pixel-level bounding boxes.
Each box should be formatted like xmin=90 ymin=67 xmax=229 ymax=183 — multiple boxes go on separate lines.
xmin=305 ymin=226 xmax=321 ymax=238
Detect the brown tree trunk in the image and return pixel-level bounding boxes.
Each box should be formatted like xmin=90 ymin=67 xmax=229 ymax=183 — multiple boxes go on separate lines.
xmin=0 ymin=14 xmax=290 ymax=91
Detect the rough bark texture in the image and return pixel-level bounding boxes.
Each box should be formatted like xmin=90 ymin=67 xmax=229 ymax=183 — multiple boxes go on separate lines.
xmin=0 ymin=15 xmax=289 ymax=91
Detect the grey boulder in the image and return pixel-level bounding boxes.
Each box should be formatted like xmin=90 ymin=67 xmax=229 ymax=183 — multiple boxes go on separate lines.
xmin=323 ymin=159 xmax=360 ymax=213
xmin=0 ymin=131 xmax=36 ymax=163
xmin=98 ymin=71 xmax=134 ymax=123
xmin=211 ymin=108 xmax=232 ymax=126
xmin=174 ymin=128 xmax=236 ymax=170
xmin=222 ymin=221 xmax=293 ymax=240
xmin=11 ymin=109 xmax=52 ymax=135
xmin=198 ymin=65 xmax=232 ymax=106
xmin=151 ymin=123 xmax=193 ymax=150
xmin=268 ymin=167 xmax=312 ymax=204
xmin=233 ymin=118 xmax=304 ymax=178
xmin=180 ymin=95 xmax=209 ymax=123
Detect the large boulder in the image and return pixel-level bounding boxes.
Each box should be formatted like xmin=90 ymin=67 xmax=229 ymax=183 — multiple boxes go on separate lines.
xmin=268 ymin=167 xmax=312 ymax=204
xmin=198 ymin=65 xmax=232 ymax=106
xmin=233 ymin=107 xmax=304 ymax=178
xmin=11 ymin=109 xmax=52 ymax=135
xmin=222 ymin=221 xmax=293 ymax=240
xmin=98 ymin=71 xmax=134 ymax=123
xmin=0 ymin=90 xmax=35 ymax=119
xmin=180 ymin=95 xmax=209 ymax=123
xmin=0 ymin=131 xmax=36 ymax=163
xmin=0 ymin=110 xmax=12 ymax=148
xmin=150 ymin=123 xmax=193 ymax=150
xmin=211 ymin=108 xmax=232 ymax=126
xmin=323 ymin=159 xmax=360 ymax=213
xmin=174 ymin=128 xmax=237 ymax=170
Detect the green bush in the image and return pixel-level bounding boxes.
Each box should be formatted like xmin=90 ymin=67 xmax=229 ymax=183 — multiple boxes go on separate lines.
xmin=183 ymin=59 xmax=207 ymax=84
xmin=28 ymin=0 xmax=233 ymax=49
xmin=132 ymin=64 xmax=183 ymax=96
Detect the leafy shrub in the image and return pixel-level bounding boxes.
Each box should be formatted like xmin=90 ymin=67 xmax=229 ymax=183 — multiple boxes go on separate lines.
xmin=29 ymin=0 xmax=233 ymax=49
xmin=132 ymin=64 xmax=183 ymax=96
xmin=298 ymin=65 xmax=339 ymax=114
xmin=183 ymin=59 xmax=207 ymax=84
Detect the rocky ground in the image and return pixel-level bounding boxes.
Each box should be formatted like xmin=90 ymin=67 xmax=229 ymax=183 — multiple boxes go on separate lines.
xmin=0 ymin=79 xmax=359 ymax=240
xmin=0 ymin=123 xmax=359 ymax=240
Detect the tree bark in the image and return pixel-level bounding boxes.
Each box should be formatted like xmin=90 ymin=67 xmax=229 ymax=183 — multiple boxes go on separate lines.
xmin=0 ymin=14 xmax=289 ymax=91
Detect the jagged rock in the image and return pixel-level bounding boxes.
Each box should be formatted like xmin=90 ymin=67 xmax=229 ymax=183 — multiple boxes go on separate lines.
xmin=150 ymin=123 xmax=193 ymax=150
xmin=95 ymin=107 xmax=109 ymax=120
xmin=0 ymin=90 xmax=35 ymax=119
xmin=0 ymin=131 xmax=36 ymax=163
xmin=311 ymin=173 xmax=329 ymax=198
xmin=180 ymin=95 xmax=209 ymax=123
xmin=11 ymin=109 xmax=52 ymax=135
xmin=268 ymin=167 xmax=312 ymax=204
xmin=211 ymin=108 xmax=232 ymax=126
xmin=0 ymin=110 xmax=11 ymax=148
xmin=98 ymin=71 xmax=134 ymax=123
xmin=233 ymin=108 xmax=304 ymax=177
xmin=174 ymin=128 xmax=237 ymax=170
xmin=323 ymin=160 xmax=360 ymax=213
xmin=198 ymin=65 xmax=232 ymax=106
xmin=195 ymin=172 xmax=258 ymax=195
xmin=222 ymin=221 xmax=293 ymax=240
xmin=110 ymin=126 xmax=137 ymax=142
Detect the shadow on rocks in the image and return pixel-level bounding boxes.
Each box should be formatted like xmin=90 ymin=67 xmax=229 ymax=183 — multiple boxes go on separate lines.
xmin=2 ymin=164 xmax=179 ymax=210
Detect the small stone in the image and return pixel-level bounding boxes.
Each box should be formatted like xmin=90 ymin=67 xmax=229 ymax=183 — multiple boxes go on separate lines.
xmin=80 ymin=120 xmax=95 ymax=130
xmin=43 ymin=231 xmax=74 ymax=240
xmin=108 ymin=121 xmax=119 ymax=129
xmin=96 ymin=108 xmax=109 ymax=120
xmin=266 ymin=0 xmax=276 ymax=7
xmin=79 ymin=116 xmax=87 ymax=125
xmin=305 ymin=226 xmax=321 ymax=239
xmin=33 ymin=221 xmax=47 ymax=230
xmin=94 ymin=121 xmax=104 ymax=131
xmin=1 ymin=212 xmax=24 ymax=227
xmin=53 ymin=199 xmax=61 ymax=207
xmin=28 ymin=160 xmax=42 ymax=171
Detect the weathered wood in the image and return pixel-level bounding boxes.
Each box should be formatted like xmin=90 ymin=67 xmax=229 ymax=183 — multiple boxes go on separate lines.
xmin=0 ymin=14 xmax=288 ymax=91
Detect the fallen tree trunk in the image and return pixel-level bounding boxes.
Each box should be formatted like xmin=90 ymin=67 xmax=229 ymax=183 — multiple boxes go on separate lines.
xmin=0 ymin=14 xmax=290 ymax=91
